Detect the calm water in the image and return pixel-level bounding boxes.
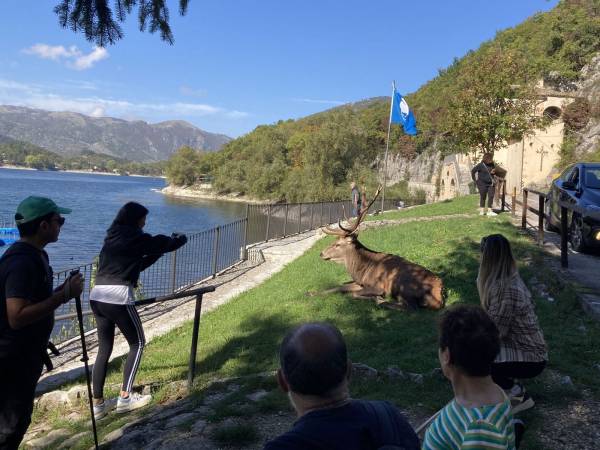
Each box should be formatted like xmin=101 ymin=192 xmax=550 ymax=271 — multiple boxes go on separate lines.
xmin=0 ymin=168 xmax=246 ymax=271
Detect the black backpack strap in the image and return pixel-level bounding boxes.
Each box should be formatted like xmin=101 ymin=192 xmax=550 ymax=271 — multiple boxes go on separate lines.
xmin=366 ymin=401 xmax=407 ymax=450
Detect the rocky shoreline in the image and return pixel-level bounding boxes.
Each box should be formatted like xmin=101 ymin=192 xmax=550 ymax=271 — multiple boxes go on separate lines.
xmin=161 ymin=184 xmax=267 ymax=204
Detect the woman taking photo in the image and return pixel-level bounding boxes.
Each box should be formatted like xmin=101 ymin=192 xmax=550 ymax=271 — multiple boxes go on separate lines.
xmin=471 ymin=153 xmax=498 ymax=216
xmin=90 ymin=202 xmax=188 ymax=418
xmin=477 ymin=234 xmax=547 ymax=414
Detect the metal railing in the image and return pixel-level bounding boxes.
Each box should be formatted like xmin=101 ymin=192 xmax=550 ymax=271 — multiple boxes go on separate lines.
xmin=502 ymin=186 xmax=600 ymax=269
xmin=246 ymin=198 xmax=401 ymax=245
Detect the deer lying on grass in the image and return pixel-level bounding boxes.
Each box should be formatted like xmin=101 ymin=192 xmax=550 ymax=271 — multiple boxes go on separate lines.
xmin=314 ymin=187 xmax=445 ymax=310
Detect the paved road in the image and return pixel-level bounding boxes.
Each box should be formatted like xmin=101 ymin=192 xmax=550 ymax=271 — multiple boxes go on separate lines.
xmin=507 ymin=192 xmax=600 ymax=318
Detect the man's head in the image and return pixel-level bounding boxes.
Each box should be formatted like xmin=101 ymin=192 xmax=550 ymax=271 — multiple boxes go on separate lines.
xmin=15 ymin=196 xmax=71 ymax=243
xmin=438 ymin=305 xmax=500 ymax=379
xmin=278 ymin=322 xmax=350 ymax=403
xmin=482 ymin=153 xmax=493 ymax=164
xmin=350 ymin=181 xmax=356 ymax=189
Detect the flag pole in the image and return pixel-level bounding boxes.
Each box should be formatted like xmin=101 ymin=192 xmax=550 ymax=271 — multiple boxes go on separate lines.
xmin=381 ymin=81 xmax=395 ymax=213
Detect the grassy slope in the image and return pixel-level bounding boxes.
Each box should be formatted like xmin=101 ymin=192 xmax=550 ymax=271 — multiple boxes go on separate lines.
xmin=36 ymin=196 xmax=600 ymax=449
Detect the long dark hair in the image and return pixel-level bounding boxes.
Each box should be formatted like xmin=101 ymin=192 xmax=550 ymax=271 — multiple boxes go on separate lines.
xmin=477 ymin=234 xmax=517 ymax=309
xmin=110 ymin=202 xmax=149 ymax=228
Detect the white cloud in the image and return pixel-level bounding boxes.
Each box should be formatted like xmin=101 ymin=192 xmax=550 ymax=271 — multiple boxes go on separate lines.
xmin=23 ymin=44 xmax=109 ymax=70
xmin=291 ymin=97 xmax=346 ymax=105
xmin=0 ymin=78 xmax=249 ymax=121
xmin=24 ymin=44 xmax=80 ymax=60
xmin=70 ymin=47 xmax=109 ymax=70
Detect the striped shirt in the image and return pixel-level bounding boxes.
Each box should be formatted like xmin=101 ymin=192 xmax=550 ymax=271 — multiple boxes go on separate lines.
xmin=486 ymin=274 xmax=547 ymax=363
xmin=423 ymin=396 xmax=515 ymax=450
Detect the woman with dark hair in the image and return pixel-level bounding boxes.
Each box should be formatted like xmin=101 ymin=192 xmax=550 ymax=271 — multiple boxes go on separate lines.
xmin=471 ymin=153 xmax=498 ymax=216
xmin=90 ymin=202 xmax=187 ymax=418
xmin=478 ymin=234 xmax=547 ymax=415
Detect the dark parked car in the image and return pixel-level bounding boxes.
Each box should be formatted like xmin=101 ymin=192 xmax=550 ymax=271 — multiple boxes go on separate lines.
xmin=545 ymin=162 xmax=600 ymax=252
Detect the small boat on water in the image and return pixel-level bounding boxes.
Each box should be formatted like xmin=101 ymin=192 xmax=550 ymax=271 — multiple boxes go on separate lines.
xmin=0 ymin=227 xmax=18 ymax=247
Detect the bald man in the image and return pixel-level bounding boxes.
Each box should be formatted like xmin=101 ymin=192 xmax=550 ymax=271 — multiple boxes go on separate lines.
xmin=264 ymin=322 xmax=419 ymax=450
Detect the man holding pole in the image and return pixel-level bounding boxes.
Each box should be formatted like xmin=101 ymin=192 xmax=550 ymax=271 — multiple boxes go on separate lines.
xmin=0 ymin=196 xmax=83 ymax=449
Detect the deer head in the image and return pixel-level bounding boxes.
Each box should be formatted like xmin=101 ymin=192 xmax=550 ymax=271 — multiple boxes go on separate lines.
xmin=319 ymin=186 xmax=381 ymax=263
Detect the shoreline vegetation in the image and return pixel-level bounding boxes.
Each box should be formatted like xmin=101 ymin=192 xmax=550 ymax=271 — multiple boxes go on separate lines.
xmin=161 ymin=184 xmax=267 ymax=204
xmin=0 ymin=164 xmax=165 ymax=179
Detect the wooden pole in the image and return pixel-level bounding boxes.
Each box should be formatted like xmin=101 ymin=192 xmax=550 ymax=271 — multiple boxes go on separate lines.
xmin=521 ymin=189 xmax=528 ymax=229
xmin=511 ymin=186 xmax=517 ymax=217
xmin=538 ymin=195 xmax=544 ymax=245
xmin=560 ymin=206 xmax=568 ymax=268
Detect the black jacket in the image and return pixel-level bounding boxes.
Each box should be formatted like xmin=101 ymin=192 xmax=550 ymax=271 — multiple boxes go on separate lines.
xmin=95 ymin=224 xmax=187 ymax=287
xmin=0 ymin=242 xmax=54 ymax=357
xmin=471 ymin=161 xmax=496 ymax=186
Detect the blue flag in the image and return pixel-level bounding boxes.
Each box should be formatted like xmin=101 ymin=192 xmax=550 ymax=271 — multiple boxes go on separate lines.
xmin=390 ymin=90 xmax=417 ymax=135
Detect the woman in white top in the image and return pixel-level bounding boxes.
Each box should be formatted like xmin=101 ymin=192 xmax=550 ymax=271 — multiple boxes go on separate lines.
xmin=89 ymin=202 xmax=187 ymax=418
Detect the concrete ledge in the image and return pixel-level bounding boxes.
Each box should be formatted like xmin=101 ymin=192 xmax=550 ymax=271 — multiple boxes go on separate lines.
xmin=580 ymin=294 xmax=600 ymax=321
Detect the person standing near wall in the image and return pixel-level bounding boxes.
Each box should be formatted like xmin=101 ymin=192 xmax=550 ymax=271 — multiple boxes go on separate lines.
xmin=90 ymin=202 xmax=188 ymax=419
xmin=350 ymin=182 xmax=361 ymax=217
xmin=0 ymin=197 xmax=83 ymax=449
xmin=471 ymin=153 xmax=498 ymax=216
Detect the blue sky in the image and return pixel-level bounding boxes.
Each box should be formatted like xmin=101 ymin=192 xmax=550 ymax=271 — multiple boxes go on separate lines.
xmin=0 ymin=0 xmax=558 ymax=138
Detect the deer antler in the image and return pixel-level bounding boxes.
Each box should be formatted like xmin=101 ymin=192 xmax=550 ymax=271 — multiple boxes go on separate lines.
xmin=322 ymin=223 xmax=348 ymax=236
xmin=337 ymin=185 xmax=383 ymax=235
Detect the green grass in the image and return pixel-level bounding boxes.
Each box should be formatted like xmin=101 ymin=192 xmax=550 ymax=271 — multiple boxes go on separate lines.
xmin=211 ymin=423 xmax=260 ymax=447
xmin=371 ymin=194 xmax=479 ymax=220
xmin=36 ymin=206 xmax=600 ymax=449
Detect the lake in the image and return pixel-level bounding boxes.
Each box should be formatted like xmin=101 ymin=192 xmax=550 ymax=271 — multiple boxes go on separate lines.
xmin=0 ymin=168 xmax=247 ymax=271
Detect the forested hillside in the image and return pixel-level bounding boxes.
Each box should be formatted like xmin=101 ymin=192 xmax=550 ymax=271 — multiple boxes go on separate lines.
xmin=167 ymin=0 xmax=600 ymax=202
xmin=0 ymin=138 xmax=165 ymax=176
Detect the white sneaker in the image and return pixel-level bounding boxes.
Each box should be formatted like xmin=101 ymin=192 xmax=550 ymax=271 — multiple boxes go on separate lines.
xmin=116 ymin=392 xmax=152 ymax=413
xmin=93 ymin=398 xmax=117 ymax=420
xmin=487 ymin=210 xmax=498 ymax=216
xmin=479 ymin=208 xmax=485 ymax=216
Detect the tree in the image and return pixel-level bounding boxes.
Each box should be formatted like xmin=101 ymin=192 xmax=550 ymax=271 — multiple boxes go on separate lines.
xmin=444 ymin=48 xmax=546 ymax=157
xmin=54 ymin=0 xmax=190 ymax=46
xmin=166 ymin=146 xmax=202 ymax=185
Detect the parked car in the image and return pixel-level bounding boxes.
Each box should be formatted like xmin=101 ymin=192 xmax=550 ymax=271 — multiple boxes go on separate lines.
xmin=545 ymin=162 xmax=600 ymax=252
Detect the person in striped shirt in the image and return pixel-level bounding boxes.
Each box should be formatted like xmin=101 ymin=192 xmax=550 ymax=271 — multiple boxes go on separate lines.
xmin=423 ymin=305 xmax=516 ymax=450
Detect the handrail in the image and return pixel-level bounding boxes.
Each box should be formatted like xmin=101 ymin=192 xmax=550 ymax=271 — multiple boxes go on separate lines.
xmin=54 ymin=285 xmax=216 ymax=321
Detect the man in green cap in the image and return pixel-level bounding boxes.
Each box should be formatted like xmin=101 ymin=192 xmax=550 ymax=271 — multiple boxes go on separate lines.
xmin=0 ymin=196 xmax=83 ymax=449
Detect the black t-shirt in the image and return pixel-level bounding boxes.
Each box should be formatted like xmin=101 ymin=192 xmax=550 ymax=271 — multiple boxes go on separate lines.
xmin=0 ymin=241 xmax=54 ymax=358
xmin=263 ymin=400 xmax=420 ymax=450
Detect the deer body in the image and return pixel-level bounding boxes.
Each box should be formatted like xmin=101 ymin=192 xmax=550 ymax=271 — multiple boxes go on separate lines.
xmin=318 ymin=186 xmax=445 ymax=311
xmin=320 ymin=237 xmax=444 ymax=310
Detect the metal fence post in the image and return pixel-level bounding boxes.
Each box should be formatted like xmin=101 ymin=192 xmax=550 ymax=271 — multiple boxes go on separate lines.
xmin=538 ymin=195 xmax=544 ymax=245
xmin=511 ymin=186 xmax=517 ymax=217
xmin=501 ymin=181 xmax=506 ymax=212
xmin=328 ymin=203 xmax=332 ymax=224
xmin=560 ymin=206 xmax=568 ymax=268
xmin=242 ymin=204 xmax=249 ymax=260
xmin=283 ymin=204 xmax=289 ymax=237
xmin=187 ymin=293 xmax=204 ymax=391
xmin=320 ymin=202 xmax=324 ymax=226
xmin=521 ymin=189 xmax=528 ymax=230
xmin=170 ymin=250 xmax=178 ymax=293
xmin=298 ymin=204 xmax=302 ymax=234
xmin=265 ymin=205 xmax=271 ymax=242
xmin=212 ymin=226 xmax=220 ymax=277
xmin=310 ymin=203 xmax=314 ymax=230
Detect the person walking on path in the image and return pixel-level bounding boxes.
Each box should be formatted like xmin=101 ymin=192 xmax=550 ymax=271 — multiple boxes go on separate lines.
xmin=478 ymin=234 xmax=547 ymax=415
xmin=0 ymin=196 xmax=83 ymax=449
xmin=471 ymin=153 xmax=498 ymax=216
xmin=359 ymin=185 xmax=369 ymax=216
xmin=90 ymin=202 xmax=188 ymax=419
xmin=423 ymin=305 xmax=518 ymax=450
xmin=350 ymin=182 xmax=361 ymax=217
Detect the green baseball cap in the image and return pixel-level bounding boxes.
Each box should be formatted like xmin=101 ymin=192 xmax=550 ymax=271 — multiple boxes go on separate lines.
xmin=15 ymin=196 xmax=72 ymax=225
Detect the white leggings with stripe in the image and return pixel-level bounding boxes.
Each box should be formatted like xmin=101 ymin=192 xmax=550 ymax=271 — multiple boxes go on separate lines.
xmin=90 ymin=300 xmax=146 ymax=398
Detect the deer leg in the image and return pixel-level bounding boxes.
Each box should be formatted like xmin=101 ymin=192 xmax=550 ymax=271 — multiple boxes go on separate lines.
xmin=350 ymin=286 xmax=386 ymax=300
xmin=307 ymin=282 xmax=363 ymax=297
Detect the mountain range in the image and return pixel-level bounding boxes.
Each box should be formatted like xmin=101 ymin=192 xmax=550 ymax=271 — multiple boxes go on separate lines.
xmin=0 ymin=105 xmax=231 ymax=162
